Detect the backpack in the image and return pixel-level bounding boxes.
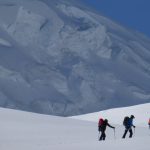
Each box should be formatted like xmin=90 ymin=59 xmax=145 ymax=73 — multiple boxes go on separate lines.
xmin=98 ymin=118 xmax=104 ymax=127
xmin=123 ymin=116 xmax=129 ymax=126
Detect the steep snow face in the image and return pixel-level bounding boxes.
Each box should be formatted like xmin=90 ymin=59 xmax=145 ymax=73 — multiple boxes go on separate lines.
xmin=0 ymin=0 xmax=150 ymax=116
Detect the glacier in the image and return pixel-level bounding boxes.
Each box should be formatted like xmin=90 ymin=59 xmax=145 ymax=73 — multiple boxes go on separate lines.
xmin=0 ymin=0 xmax=150 ymax=116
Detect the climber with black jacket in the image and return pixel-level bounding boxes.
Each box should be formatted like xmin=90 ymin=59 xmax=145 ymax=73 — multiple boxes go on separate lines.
xmin=99 ymin=119 xmax=115 ymax=141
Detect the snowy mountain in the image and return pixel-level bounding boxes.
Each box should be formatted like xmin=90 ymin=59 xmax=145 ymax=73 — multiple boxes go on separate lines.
xmin=0 ymin=104 xmax=150 ymax=150
xmin=0 ymin=0 xmax=150 ymax=116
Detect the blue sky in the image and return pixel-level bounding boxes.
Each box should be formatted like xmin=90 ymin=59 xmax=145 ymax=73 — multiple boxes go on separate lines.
xmin=84 ymin=0 xmax=150 ymax=38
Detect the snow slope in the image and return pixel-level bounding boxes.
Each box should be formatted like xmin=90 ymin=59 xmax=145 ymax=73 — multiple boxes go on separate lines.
xmin=0 ymin=0 xmax=150 ymax=116
xmin=0 ymin=104 xmax=150 ymax=150
xmin=71 ymin=103 xmax=150 ymax=127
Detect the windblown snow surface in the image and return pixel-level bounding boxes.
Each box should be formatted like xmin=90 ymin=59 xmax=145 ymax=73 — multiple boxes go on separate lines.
xmin=0 ymin=103 xmax=150 ymax=150
xmin=0 ymin=0 xmax=150 ymax=116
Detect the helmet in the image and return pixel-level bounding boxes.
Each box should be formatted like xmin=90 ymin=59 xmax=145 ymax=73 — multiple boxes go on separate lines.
xmin=131 ymin=115 xmax=135 ymax=118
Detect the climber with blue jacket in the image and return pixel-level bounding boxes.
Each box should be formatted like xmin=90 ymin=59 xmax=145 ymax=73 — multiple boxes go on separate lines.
xmin=122 ymin=115 xmax=136 ymax=138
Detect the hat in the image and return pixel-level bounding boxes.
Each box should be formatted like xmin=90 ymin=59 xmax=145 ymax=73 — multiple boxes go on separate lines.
xmin=131 ymin=115 xmax=135 ymax=118
xmin=105 ymin=119 xmax=108 ymax=123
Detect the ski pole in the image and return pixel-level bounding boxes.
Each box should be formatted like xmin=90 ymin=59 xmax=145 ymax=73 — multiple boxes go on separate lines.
xmin=133 ymin=127 xmax=135 ymax=137
xmin=98 ymin=131 xmax=100 ymax=141
xmin=113 ymin=128 xmax=116 ymax=140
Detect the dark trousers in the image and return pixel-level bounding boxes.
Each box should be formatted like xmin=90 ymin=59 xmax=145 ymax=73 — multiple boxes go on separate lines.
xmin=99 ymin=130 xmax=106 ymax=141
xmin=122 ymin=128 xmax=133 ymax=138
